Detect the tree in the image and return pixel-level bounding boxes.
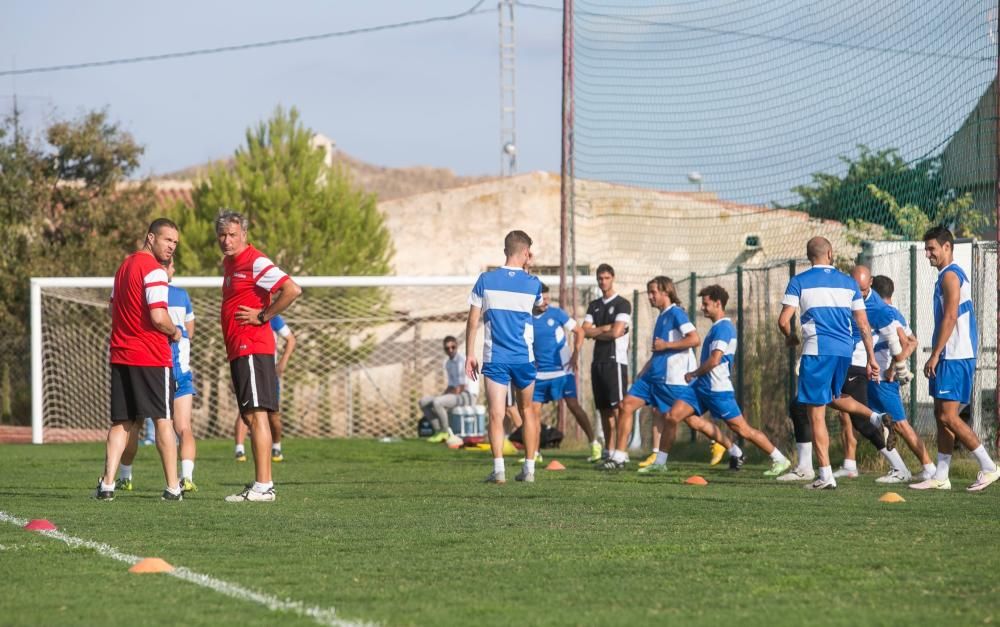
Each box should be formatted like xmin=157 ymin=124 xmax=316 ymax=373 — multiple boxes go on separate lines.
xmin=867 ymin=184 xmax=983 ymax=240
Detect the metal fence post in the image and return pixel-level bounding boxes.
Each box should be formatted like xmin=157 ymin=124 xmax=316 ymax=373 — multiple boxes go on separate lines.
xmin=688 ymin=272 xmax=697 ymax=321
xmin=736 ymin=266 xmax=744 ymax=410
xmin=631 ymin=289 xmax=641 ymax=449
xmin=787 ymin=260 xmax=797 ymax=408
xmin=909 ymin=245 xmax=918 ymax=424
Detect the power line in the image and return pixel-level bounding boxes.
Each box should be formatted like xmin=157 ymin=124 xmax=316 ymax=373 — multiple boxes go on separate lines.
xmin=515 ymin=1 xmax=991 ymax=63
xmin=0 ymin=1 xmax=491 ymax=77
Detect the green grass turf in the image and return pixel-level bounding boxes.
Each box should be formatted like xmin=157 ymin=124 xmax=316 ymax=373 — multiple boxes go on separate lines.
xmin=0 ymin=438 xmax=997 ymax=626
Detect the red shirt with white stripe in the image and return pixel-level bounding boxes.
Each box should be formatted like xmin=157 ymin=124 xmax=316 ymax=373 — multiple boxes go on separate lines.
xmin=109 ymin=251 xmax=172 ymax=367
xmin=221 ymin=244 xmax=290 ymax=361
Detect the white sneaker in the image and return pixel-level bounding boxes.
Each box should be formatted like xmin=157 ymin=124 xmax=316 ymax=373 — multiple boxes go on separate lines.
xmin=804 ymin=477 xmax=837 ymax=490
xmin=484 ymin=471 xmax=506 ymax=484
xmin=833 ymin=466 xmax=859 ymax=479
xmin=224 ymin=486 xmax=276 ymax=502
xmin=875 ymin=469 xmax=911 ymax=484
xmin=776 ymin=467 xmax=816 ymax=482
xmin=909 ymin=477 xmax=951 ymax=490
xmin=514 ymin=470 xmax=535 ymax=483
xmin=966 ymin=467 xmax=1000 ymax=492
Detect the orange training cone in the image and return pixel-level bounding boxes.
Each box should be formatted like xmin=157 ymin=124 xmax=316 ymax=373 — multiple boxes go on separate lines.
xmin=879 ymin=492 xmax=905 ymax=503
xmin=24 ymin=519 xmax=56 ymax=531
xmin=545 ymin=460 xmax=565 ymax=471
xmin=129 ymin=558 xmax=174 ymax=574
xmin=685 ymin=475 xmax=708 ymax=485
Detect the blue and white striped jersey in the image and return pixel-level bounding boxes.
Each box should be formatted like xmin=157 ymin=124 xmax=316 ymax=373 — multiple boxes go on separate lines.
xmin=532 ymin=306 xmax=576 ymax=378
xmin=934 ymin=263 xmax=977 ymax=360
xmin=469 ymin=267 xmax=543 ymax=364
xmin=645 ymin=304 xmax=697 ymax=385
xmin=850 ymin=289 xmax=884 ymax=367
xmin=871 ymin=303 xmax=912 ymax=380
xmin=167 ymin=285 xmax=194 ymax=374
xmin=695 ymin=318 xmax=737 ymax=393
xmin=782 ymin=265 xmax=864 ymax=358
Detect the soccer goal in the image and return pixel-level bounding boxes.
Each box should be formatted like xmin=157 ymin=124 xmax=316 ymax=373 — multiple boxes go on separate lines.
xmin=30 ymin=275 xmax=597 ymax=444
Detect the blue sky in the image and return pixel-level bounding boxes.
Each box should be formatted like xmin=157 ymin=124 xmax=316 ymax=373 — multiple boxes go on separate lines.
xmin=1 ymin=1 xmax=994 ymax=205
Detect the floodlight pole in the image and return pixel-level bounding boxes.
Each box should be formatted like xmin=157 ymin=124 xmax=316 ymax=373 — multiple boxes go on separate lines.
xmin=560 ymin=0 xmax=575 ymax=315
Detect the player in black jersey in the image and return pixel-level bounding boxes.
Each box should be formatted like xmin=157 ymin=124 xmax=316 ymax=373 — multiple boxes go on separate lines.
xmin=582 ymin=264 xmax=631 ymax=462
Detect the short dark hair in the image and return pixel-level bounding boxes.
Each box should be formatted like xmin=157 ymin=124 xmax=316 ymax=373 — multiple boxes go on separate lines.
xmin=503 ymin=230 xmax=532 ymax=256
xmin=539 ymin=283 xmax=550 ymax=294
xmin=871 ymin=275 xmax=894 ymax=299
xmin=596 ymin=263 xmax=615 ymax=277
xmin=148 ymin=217 xmax=178 ymax=235
xmin=443 ymin=336 xmax=457 ymax=346
xmin=698 ymin=284 xmax=729 ymax=309
xmin=922 ymin=225 xmax=954 ymax=248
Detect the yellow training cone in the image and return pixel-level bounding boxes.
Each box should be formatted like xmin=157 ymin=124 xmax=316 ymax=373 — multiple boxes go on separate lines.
xmin=501 ymin=438 xmax=518 ymax=456
xmin=129 ymin=558 xmax=174 ymax=574
xmin=879 ymin=492 xmax=905 ymax=503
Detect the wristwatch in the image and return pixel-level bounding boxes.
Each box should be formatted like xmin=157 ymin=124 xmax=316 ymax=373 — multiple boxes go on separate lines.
xmin=257 ymin=310 xmax=266 ymax=325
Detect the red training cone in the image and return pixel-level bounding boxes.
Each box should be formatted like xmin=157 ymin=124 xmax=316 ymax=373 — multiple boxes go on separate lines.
xmin=684 ymin=475 xmax=708 ymax=486
xmin=24 ymin=519 xmax=57 ymax=531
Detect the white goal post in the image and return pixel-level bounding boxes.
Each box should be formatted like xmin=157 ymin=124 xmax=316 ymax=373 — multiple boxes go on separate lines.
xmin=31 ymin=275 xmax=597 ymax=444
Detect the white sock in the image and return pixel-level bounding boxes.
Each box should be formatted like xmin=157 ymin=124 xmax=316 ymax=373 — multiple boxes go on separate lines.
xmin=524 ymin=459 xmax=536 ymax=474
xmin=842 ymin=459 xmax=857 ymax=472
xmin=252 ymin=481 xmax=273 ymax=493
xmin=118 ymin=464 xmax=132 ymax=480
xmin=654 ymin=451 xmax=668 ymax=465
xmin=180 ymin=459 xmax=194 ymax=480
xmin=728 ymin=444 xmax=743 ymax=459
xmin=101 ymin=481 xmax=116 ymax=492
xmin=796 ymin=442 xmax=813 ymax=470
xmin=652 ymin=448 xmax=659 ymax=454
xmin=272 ymin=442 xmax=282 ymax=452
xmin=609 ymin=449 xmax=618 ymax=460
xmin=970 ymin=445 xmax=998 ymax=473
xmin=493 ymin=457 xmax=505 ymax=474
xmin=165 ymin=485 xmax=182 ymax=496
xmin=880 ymin=448 xmax=907 ymax=474
xmin=869 ymin=412 xmax=882 ymax=428
xmin=922 ymin=462 xmax=936 ymax=476
xmin=235 ymin=444 xmax=245 ymax=455
xmin=769 ymin=449 xmax=788 ymax=463
xmin=591 ymin=440 xmax=600 ymax=447
xmin=819 ymin=465 xmax=834 ymax=482
xmin=934 ymin=453 xmax=952 ymax=481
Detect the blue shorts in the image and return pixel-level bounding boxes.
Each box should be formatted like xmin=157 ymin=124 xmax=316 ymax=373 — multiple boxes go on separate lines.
xmin=697 ymin=389 xmax=742 ymax=421
xmin=929 ymin=358 xmax=974 ymax=404
xmin=174 ymin=370 xmax=195 ymax=399
xmin=628 ymin=378 xmax=702 ymax=415
xmin=482 ymin=362 xmax=537 ymax=390
xmin=533 ymin=373 xmax=577 ymax=403
xmin=867 ymin=380 xmax=905 ymax=421
xmin=797 ymin=355 xmax=850 ymax=406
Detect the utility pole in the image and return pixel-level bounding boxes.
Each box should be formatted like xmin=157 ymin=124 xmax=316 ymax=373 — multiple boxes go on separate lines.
xmin=499 ymin=0 xmax=517 ymax=176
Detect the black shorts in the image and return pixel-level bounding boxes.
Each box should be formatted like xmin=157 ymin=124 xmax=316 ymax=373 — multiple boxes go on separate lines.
xmin=230 ymin=354 xmax=279 ymax=413
xmin=840 ymin=365 xmax=868 ymax=405
xmin=110 ymin=364 xmax=174 ymax=422
xmin=592 ymin=362 xmax=628 ymax=410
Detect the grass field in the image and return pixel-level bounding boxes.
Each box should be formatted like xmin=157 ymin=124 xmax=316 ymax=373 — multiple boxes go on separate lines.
xmin=1 ymin=438 xmax=998 ymax=626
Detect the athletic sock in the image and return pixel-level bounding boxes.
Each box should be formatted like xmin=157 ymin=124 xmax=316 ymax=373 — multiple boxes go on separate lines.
xmin=970 ymin=445 xmax=998 ymax=473
xmin=795 ymin=442 xmax=813 ymax=471
xmin=272 ymin=442 xmax=282 ymax=452
xmin=180 ymin=459 xmax=194 ymax=480
xmin=165 ymin=485 xmax=182 ymax=496
xmin=654 ymin=451 xmax=668 ymax=465
xmin=613 ymin=450 xmax=628 ymax=463
xmin=842 ymin=459 xmax=858 ymax=472
xmin=101 ymin=481 xmax=116 ymax=492
xmin=769 ymin=449 xmax=788 ymax=463
xmin=493 ymin=457 xmax=505 ymax=474
xmin=235 ymin=444 xmax=245 ymax=455
xmin=651 ymin=448 xmax=659 ymax=454
xmin=933 ymin=453 xmax=952 ymax=481
xmin=524 ymin=459 xmax=536 ymax=474
xmin=252 ymin=481 xmax=273 ymax=493
xmin=591 ymin=440 xmax=600 ymax=447
xmin=922 ymin=462 xmax=936 ymax=476
xmin=818 ymin=465 xmax=834 ymax=482
xmin=609 ymin=449 xmax=618 ymax=460
xmin=869 ymin=412 xmax=882 ymax=428
xmin=881 ymin=448 xmax=907 ymax=473
xmin=728 ymin=444 xmax=743 ymax=459
xmin=118 ymin=464 xmax=132 ymax=480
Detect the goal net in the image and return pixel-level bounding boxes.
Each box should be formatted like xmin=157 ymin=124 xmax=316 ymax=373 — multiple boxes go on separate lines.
xmin=31 ymin=276 xmax=596 ymax=443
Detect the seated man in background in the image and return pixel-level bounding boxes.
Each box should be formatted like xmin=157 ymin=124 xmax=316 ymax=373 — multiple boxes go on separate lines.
xmin=421 ymin=335 xmax=479 ymax=442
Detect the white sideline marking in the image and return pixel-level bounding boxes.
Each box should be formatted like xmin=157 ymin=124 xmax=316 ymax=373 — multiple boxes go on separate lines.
xmin=0 ymin=511 xmax=374 ymax=627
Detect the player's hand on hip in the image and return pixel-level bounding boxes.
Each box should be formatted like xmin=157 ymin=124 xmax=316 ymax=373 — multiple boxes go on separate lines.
xmin=235 ymin=305 xmax=263 ymax=325
xmin=684 ymin=372 xmax=695 ymax=383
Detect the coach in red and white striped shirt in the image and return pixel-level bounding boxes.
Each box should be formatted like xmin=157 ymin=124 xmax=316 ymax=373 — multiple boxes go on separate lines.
xmin=216 ymin=210 xmax=302 ymax=503
xmin=97 ymin=218 xmax=184 ymax=502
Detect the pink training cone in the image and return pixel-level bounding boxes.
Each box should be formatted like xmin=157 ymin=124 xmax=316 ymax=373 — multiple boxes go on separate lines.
xmin=129 ymin=558 xmax=174 ymax=574
xmin=685 ymin=475 xmax=708 ymax=486
xmin=545 ymin=460 xmax=566 ymax=471
xmin=24 ymin=519 xmax=57 ymax=531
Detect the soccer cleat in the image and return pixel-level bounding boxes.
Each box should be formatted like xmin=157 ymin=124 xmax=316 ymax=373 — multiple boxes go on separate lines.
xmin=587 ymin=441 xmax=603 ymax=463
xmin=235 ymin=451 xmax=247 ymax=462
xmin=115 ymin=477 xmax=133 ymax=491
xmin=637 ymin=452 xmax=658 ymax=468
xmin=484 ymin=471 xmax=506 ymax=484
xmin=728 ymin=454 xmax=745 ymax=471
xmin=776 ymin=467 xmax=816 ymax=482
xmin=909 ymin=478 xmax=951 ymax=490
xmin=95 ymin=478 xmax=115 ymax=501
xmin=181 ymin=478 xmax=198 ymax=493
xmin=763 ymin=458 xmax=792 ymax=477
xmin=637 ymin=463 xmax=669 ymax=475
xmin=514 ymin=469 xmax=535 ymax=483
xmin=709 ymin=441 xmax=726 ymax=466
xmin=600 ymin=458 xmax=626 ymax=471
xmin=161 ymin=489 xmax=183 ymax=501
xmin=517 ymin=452 xmax=543 ymax=464
xmin=880 ymin=414 xmax=897 ymax=451
xmin=271 ymin=449 xmax=284 ymax=462
xmin=426 ymin=432 xmax=449 ymax=444
xmin=804 ymin=477 xmax=837 ymax=490
xmin=833 ymin=466 xmax=859 ymax=479
xmin=225 ymin=486 xmax=276 ymax=502
xmin=966 ymin=467 xmax=1000 ymax=492
xmin=875 ymin=469 xmax=911 ymax=484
